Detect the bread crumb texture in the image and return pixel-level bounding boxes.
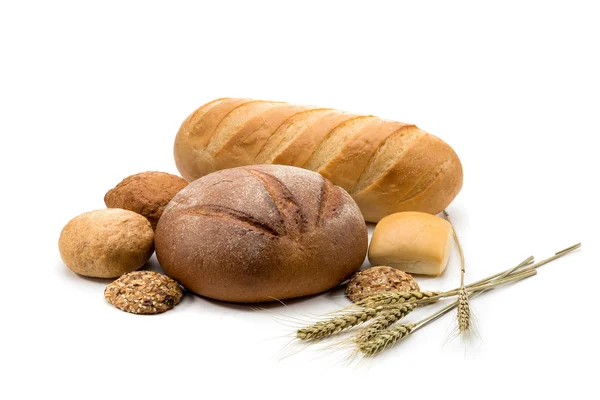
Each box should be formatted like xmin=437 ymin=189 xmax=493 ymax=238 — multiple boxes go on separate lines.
xmin=104 ymin=271 xmax=183 ymax=314
xmin=58 ymin=209 xmax=154 ymax=278
xmin=346 ymin=266 xmax=420 ymax=303
xmin=104 ymin=171 xmax=188 ymax=229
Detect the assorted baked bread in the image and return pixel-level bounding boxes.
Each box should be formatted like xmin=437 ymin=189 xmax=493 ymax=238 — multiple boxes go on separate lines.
xmin=52 ymin=96 xmax=587 ymax=363
xmin=155 ymin=165 xmax=368 ymax=302
xmin=58 ymin=98 xmax=464 ymax=308
xmin=173 ymin=98 xmax=463 ymax=222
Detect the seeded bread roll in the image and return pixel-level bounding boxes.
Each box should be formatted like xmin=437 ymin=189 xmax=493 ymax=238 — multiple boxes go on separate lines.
xmin=154 ymin=165 xmax=368 ymax=303
xmin=174 ymin=98 xmax=463 ymax=222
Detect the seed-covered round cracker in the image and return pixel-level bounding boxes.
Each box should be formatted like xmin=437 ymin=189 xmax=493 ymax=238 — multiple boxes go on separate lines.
xmin=346 ymin=266 xmax=419 ymax=303
xmin=105 ymin=271 xmax=183 ymax=314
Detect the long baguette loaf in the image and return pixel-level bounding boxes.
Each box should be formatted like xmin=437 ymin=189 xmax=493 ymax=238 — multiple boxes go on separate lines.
xmin=174 ymin=98 xmax=463 ymax=222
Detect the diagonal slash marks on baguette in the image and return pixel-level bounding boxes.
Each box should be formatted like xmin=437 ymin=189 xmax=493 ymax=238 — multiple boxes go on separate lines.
xmin=206 ymin=101 xmax=287 ymax=154
xmin=352 ymin=127 xmax=425 ymax=195
xmin=396 ymin=158 xmax=451 ymax=203
xmin=203 ymin=100 xmax=271 ymax=148
xmin=212 ymin=105 xmax=312 ymax=154
xmin=253 ymin=108 xmax=333 ymax=164
xmin=301 ymin=115 xmax=375 ymax=171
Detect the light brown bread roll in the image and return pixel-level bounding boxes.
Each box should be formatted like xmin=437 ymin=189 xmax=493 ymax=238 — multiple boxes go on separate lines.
xmin=368 ymin=212 xmax=453 ymax=276
xmin=174 ymin=98 xmax=463 ymax=222
xmin=59 ymin=209 xmax=155 ymax=278
xmin=154 ymin=165 xmax=368 ymax=303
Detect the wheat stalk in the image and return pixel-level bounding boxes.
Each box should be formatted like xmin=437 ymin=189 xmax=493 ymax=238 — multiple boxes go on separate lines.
xmin=443 ymin=210 xmax=471 ymax=335
xmin=358 ymin=269 xmax=538 ymax=357
xmin=297 ymin=270 xmax=537 ymax=341
xmin=354 ymin=303 xmax=416 ymax=343
xmin=295 ymin=243 xmax=581 ymax=345
xmin=359 ymin=323 xmax=416 ymax=357
xmin=355 ymin=271 xmax=530 ymax=342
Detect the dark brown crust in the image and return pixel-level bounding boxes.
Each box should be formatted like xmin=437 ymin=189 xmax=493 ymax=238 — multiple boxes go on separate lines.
xmin=178 ymin=205 xmax=282 ymax=237
xmin=245 ymin=168 xmax=306 ymax=238
xmin=317 ymin=176 xmax=342 ymax=227
xmin=155 ymin=165 xmax=368 ymax=303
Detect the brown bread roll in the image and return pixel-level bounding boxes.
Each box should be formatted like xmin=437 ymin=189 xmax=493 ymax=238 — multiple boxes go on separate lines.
xmin=154 ymin=165 xmax=368 ymax=303
xmin=104 ymin=171 xmax=188 ymax=229
xmin=173 ymin=98 xmax=463 ymax=222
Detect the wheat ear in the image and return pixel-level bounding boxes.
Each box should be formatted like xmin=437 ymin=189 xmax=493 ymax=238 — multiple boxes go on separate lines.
xmin=354 ymin=303 xmax=416 ymax=343
xmin=354 ymin=290 xmax=440 ymax=308
xmin=296 ymin=307 xmax=381 ymax=341
xmin=319 ymin=271 xmax=534 ymax=341
xmin=359 ymin=268 xmax=538 ymax=357
xmin=457 ymin=287 xmax=470 ymax=332
xmin=296 ymin=244 xmax=580 ymax=344
xmin=359 ymin=323 xmax=416 ymax=357
xmin=443 ymin=210 xmax=471 ymax=334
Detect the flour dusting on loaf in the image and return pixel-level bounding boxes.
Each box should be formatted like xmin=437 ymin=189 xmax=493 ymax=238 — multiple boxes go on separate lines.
xmin=155 ymin=165 xmax=368 ymax=303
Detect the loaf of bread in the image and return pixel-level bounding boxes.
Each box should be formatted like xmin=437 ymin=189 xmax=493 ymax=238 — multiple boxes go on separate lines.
xmin=368 ymin=212 xmax=453 ymax=276
xmin=174 ymin=98 xmax=463 ymax=222
xmin=154 ymin=165 xmax=368 ymax=303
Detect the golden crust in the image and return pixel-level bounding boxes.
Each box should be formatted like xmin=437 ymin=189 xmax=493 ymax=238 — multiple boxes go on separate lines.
xmin=353 ymin=133 xmax=463 ymax=221
xmin=174 ymin=98 xmax=463 ymax=222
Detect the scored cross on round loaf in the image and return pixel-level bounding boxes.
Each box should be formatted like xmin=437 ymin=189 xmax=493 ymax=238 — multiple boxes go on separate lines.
xmin=154 ymin=164 xmax=368 ymax=303
xmin=174 ymin=98 xmax=463 ymax=222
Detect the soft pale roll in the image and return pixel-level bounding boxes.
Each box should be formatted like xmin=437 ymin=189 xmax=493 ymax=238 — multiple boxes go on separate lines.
xmin=368 ymin=212 xmax=453 ymax=276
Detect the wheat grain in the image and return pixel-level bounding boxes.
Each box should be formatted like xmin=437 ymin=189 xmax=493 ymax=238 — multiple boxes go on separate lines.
xmin=297 ymin=307 xmax=381 ymax=341
xmin=457 ymin=287 xmax=471 ymax=332
xmin=354 ymin=303 xmax=416 ymax=343
xmin=359 ymin=324 xmax=416 ymax=357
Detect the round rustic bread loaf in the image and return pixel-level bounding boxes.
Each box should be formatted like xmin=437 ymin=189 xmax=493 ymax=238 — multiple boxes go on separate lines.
xmin=155 ymin=165 xmax=368 ymax=303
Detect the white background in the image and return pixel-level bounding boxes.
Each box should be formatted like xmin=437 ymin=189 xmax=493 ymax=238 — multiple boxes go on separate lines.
xmin=1 ymin=1 xmax=598 ymax=399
